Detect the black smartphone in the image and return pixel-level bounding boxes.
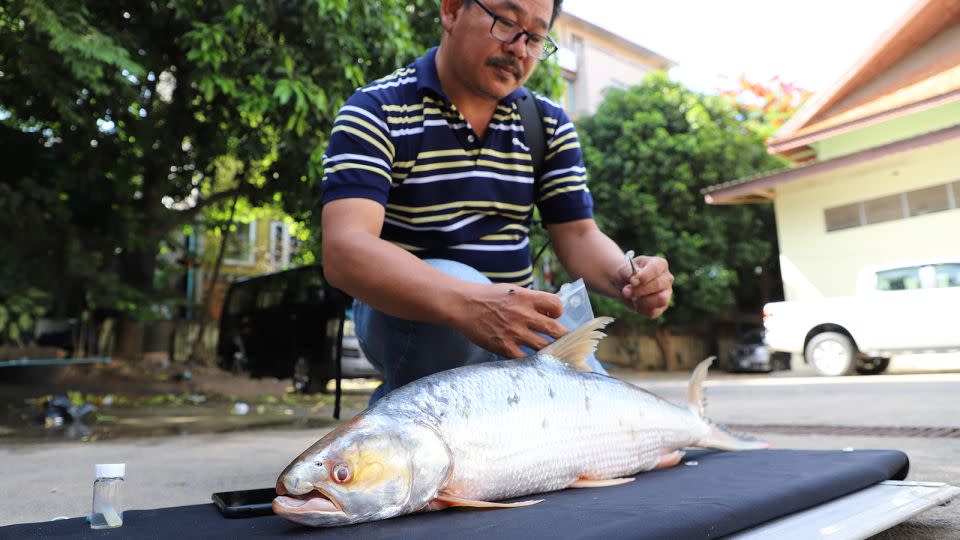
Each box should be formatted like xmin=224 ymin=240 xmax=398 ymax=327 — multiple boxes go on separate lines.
xmin=212 ymin=487 xmax=277 ymax=518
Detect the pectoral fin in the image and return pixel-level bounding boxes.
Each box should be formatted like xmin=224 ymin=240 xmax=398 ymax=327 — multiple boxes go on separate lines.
xmin=655 ymin=450 xmax=685 ymax=469
xmin=431 ymin=493 xmax=543 ymax=509
xmin=568 ymin=477 xmax=635 ymax=488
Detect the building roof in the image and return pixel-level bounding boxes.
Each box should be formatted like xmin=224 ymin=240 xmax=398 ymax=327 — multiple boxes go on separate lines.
xmin=704 ymin=0 xmax=960 ymax=204
xmin=702 ymin=123 xmax=960 ymax=204
xmin=770 ymin=0 xmax=960 ymax=153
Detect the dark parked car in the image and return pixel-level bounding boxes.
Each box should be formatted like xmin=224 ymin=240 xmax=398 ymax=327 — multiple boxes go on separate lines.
xmin=217 ymin=266 xmax=379 ymax=393
xmin=726 ymin=328 xmax=791 ymax=373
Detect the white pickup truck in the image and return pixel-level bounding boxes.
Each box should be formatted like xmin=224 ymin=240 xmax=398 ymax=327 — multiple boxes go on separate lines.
xmin=762 ymin=260 xmax=960 ymax=376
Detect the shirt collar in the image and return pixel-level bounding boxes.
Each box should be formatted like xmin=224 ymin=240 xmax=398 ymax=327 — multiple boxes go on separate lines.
xmin=416 ymin=47 xmax=528 ymax=106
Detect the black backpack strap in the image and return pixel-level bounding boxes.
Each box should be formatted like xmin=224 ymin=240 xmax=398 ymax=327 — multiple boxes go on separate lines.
xmin=518 ymin=87 xmax=553 ymax=267
xmin=517 ymin=87 xmax=546 ymax=182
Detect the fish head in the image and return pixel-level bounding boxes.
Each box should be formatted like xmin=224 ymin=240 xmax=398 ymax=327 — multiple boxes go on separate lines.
xmin=273 ymin=414 xmax=452 ymax=527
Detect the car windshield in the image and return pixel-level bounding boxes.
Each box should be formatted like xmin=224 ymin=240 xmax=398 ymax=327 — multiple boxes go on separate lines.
xmin=876 ymin=267 xmax=921 ymax=290
xmin=934 ymin=263 xmax=960 ymax=288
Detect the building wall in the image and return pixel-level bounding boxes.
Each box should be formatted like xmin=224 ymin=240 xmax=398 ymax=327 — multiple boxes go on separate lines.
xmin=193 ymin=216 xmax=299 ymax=316
xmin=576 ymin=43 xmax=657 ymax=115
xmin=774 ymin=136 xmax=960 ymax=301
xmin=552 ymin=13 xmax=669 ymax=118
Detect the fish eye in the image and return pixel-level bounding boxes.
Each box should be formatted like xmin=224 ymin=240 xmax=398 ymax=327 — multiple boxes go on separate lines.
xmin=332 ymin=463 xmax=352 ymax=484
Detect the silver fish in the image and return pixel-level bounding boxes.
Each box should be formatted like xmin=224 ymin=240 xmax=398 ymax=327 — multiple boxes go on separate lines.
xmin=273 ymin=317 xmax=768 ymax=527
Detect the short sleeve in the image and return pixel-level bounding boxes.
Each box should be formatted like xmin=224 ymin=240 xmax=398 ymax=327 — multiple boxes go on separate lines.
xmin=320 ymin=91 xmax=396 ymax=207
xmin=534 ymin=99 xmax=594 ymax=224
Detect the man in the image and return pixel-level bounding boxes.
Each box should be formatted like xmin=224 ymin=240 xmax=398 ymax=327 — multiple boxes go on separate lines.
xmin=321 ymin=0 xmax=673 ymax=402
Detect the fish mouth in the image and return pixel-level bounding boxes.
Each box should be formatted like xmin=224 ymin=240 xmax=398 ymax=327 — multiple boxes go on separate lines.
xmin=273 ymin=488 xmax=345 ymax=516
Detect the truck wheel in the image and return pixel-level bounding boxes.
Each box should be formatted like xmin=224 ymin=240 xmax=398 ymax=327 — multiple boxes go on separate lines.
xmin=856 ymin=357 xmax=890 ymax=375
xmin=292 ymin=354 xmax=329 ymax=394
xmin=805 ymin=332 xmax=856 ymax=376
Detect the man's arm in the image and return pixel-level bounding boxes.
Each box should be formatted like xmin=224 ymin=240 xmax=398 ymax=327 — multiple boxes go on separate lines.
xmin=322 ymin=198 xmax=567 ymax=358
xmin=547 ymin=218 xmax=673 ymax=318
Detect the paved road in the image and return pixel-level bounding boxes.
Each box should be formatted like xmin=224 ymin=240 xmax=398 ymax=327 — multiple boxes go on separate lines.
xmin=2 ymin=359 xmax=959 ymax=538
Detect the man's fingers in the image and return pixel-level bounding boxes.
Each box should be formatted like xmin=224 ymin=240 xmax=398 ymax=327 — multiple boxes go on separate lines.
xmin=634 ymin=290 xmax=672 ymax=318
xmin=528 ymin=289 xmax=563 ymax=318
xmin=488 ymin=334 xmax=525 ymax=359
xmin=517 ymin=329 xmax=552 ymax=353
xmin=527 ymin=314 xmax=568 ymax=340
xmin=628 ymin=256 xmax=669 ymax=287
xmin=501 ymin=344 xmax=526 ymax=359
xmin=624 ymin=271 xmax=674 ymax=298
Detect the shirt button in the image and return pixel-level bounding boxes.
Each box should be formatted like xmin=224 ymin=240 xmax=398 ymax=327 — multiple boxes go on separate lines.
xmin=467 ymin=135 xmax=476 ymax=143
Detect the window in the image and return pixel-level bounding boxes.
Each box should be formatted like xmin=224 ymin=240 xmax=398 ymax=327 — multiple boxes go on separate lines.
xmin=570 ymin=34 xmax=583 ymax=58
xmin=255 ymin=278 xmax=286 ymax=309
xmin=824 ymin=203 xmax=862 ymax=231
xmin=876 ymin=267 xmax=922 ymax=291
xmin=269 ymin=221 xmax=290 ymax=268
xmin=907 ymin=184 xmax=949 ymax=217
xmin=291 ymin=269 xmax=326 ymax=304
xmin=224 ymin=221 xmax=256 ymax=265
xmin=565 ymin=78 xmax=576 ymax=113
xmin=933 ymin=263 xmax=960 ymax=288
xmin=863 ymin=194 xmax=904 ymax=224
xmin=609 ymin=79 xmax=628 ymax=91
xmin=226 ymin=286 xmax=255 ymax=316
xmin=824 ymin=179 xmax=958 ymax=232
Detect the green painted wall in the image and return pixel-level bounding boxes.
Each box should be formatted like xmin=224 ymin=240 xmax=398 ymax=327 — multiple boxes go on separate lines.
xmin=812 ymin=100 xmax=960 ymax=161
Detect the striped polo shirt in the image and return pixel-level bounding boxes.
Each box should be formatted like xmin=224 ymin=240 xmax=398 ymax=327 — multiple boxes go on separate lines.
xmin=321 ymin=47 xmax=593 ymax=287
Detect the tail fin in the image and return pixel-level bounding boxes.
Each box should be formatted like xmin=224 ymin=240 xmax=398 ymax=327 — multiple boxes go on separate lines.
xmin=686 ymin=357 xmax=771 ymax=450
xmin=701 ymin=421 xmax=771 ymax=450
xmin=685 ymin=356 xmax=714 ymax=418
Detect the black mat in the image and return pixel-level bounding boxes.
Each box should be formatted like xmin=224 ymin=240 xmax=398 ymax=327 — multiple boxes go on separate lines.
xmin=2 ymin=449 xmax=909 ymax=540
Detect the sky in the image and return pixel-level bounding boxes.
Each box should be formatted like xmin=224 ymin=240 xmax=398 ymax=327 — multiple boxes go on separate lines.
xmin=562 ymin=0 xmax=919 ymax=94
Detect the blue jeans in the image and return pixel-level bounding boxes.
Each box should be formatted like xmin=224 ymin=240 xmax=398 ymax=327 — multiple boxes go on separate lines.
xmin=354 ymin=259 xmax=607 ymax=404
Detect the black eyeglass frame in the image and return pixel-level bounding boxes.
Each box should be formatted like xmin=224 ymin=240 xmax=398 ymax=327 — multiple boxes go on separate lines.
xmin=471 ymin=0 xmax=559 ymax=60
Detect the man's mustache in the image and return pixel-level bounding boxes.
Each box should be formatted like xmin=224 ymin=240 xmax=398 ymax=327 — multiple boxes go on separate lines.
xmin=486 ymin=57 xmax=522 ymax=79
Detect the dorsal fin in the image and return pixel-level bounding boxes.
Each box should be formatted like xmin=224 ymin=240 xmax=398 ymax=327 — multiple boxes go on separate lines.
xmin=539 ymin=317 xmax=614 ymax=372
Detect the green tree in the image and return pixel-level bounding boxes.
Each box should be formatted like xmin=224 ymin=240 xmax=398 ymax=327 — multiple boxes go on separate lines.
xmin=575 ymin=73 xmax=788 ymax=367
xmin=0 ymin=0 xmax=435 ymax=355
xmin=0 ymin=0 xmax=563 ymax=356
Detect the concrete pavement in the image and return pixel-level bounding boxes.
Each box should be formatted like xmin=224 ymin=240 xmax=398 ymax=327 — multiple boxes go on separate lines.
xmin=3 ymin=359 xmax=960 ymax=537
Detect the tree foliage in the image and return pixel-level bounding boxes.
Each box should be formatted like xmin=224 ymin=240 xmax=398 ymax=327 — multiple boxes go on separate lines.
xmin=719 ymin=75 xmax=813 ymax=140
xmin=0 ymin=0 xmax=562 ymax=351
xmin=577 ymin=73 xmax=788 ymax=328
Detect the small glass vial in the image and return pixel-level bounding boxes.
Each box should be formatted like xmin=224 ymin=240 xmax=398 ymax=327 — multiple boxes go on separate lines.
xmin=91 ymin=463 xmax=125 ymax=529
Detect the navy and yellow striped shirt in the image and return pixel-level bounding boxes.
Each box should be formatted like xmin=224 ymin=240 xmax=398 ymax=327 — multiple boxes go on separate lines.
xmin=321 ymin=47 xmax=593 ymax=287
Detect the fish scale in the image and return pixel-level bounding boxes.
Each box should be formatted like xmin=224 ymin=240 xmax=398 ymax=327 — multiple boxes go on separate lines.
xmin=273 ymin=317 xmax=769 ymax=527
xmin=380 ymin=354 xmax=706 ymax=502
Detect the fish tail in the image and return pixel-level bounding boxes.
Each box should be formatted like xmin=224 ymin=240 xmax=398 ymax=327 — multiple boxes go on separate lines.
xmin=701 ymin=420 xmax=771 ymax=450
xmin=684 ymin=357 xmax=714 ymax=419
xmin=687 ymin=357 xmax=771 ymax=450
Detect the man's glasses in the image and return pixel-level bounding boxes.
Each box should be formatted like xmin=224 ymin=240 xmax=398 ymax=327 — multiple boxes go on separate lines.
xmin=472 ymin=0 xmax=559 ymax=60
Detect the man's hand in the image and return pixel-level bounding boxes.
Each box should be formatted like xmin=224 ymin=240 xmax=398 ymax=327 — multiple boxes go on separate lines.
xmin=618 ymin=255 xmax=673 ymax=318
xmin=455 ymin=283 xmax=568 ymax=359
